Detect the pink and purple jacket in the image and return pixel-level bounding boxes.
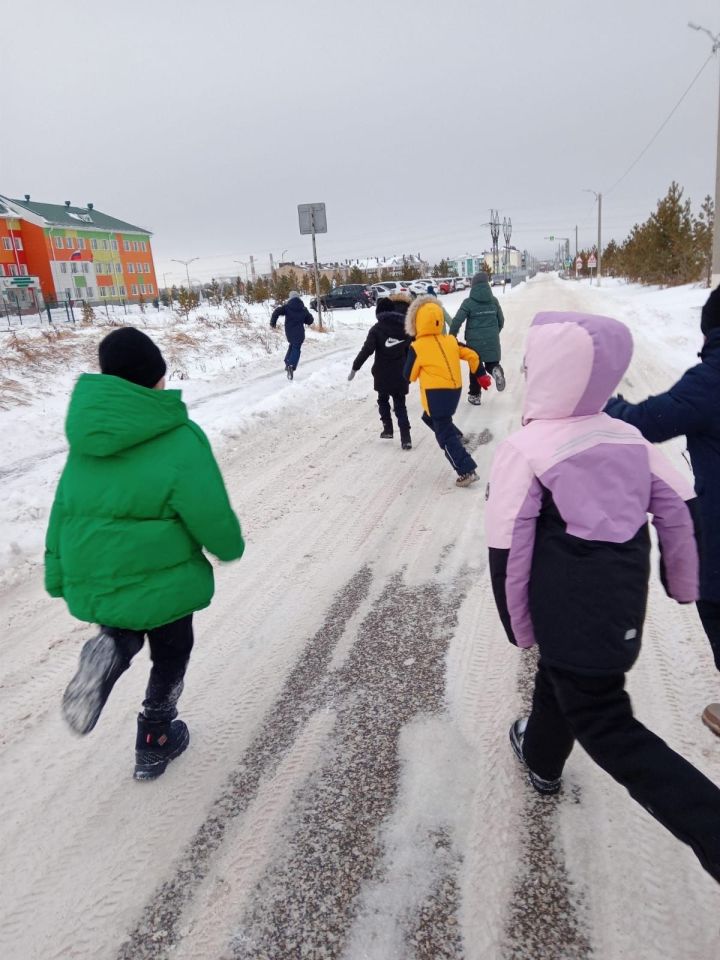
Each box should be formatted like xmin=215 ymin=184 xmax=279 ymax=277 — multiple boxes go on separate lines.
xmin=485 ymin=312 xmax=699 ymax=675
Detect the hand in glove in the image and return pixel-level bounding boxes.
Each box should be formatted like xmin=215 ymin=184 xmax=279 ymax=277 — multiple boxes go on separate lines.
xmin=477 ymin=373 xmax=493 ymax=391
xmin=348 ymin=368 xmax=357 ymax=381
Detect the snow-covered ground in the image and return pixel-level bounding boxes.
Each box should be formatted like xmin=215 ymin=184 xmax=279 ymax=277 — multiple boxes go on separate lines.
xmin=1 ymin=275 xmax=718 ymax=959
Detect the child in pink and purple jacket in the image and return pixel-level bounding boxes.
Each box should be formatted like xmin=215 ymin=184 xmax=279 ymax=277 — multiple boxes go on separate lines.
xmin=485 ymin=310 xmax=720 ymax=885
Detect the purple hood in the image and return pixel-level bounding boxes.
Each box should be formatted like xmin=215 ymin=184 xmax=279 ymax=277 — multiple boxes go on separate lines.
xmin=523 ymin=312 xmax=633 ymax=422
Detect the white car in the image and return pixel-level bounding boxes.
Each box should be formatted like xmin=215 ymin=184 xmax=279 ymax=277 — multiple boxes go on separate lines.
xmin=371 ymin=281 xmax=411 ymax=298
xmin=452 ymin=277 xmax=468 ymax=290
xmin=408 ymin=279 xmax=437 ymax=296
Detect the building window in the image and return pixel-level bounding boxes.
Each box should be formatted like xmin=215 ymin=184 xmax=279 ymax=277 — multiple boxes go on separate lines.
xmin=71 ymin=263 xmax=78 ymax=273
xmin=0 ymin=264 xmax=4 ymax=276
xmin=120 ymin=285 xmax=126 ymax=296
xmin=55 ymin=237 xmax=64 ymax=249
xmin=87 ymin=287 xmax=94 ymax=298
xmin=78 ymin=237 xmax=86 ymax=250
xmin=91 ymin=238 xmax=98 ymax=250
xmin=66 ymin=238 xmax=74 ymax=249
xmin=60 ymin=263 xmax=67 ymax=274
xmin=2 ymin=237 xmax=11 ymax=250
xmin=133 ymin=241 xmax=139 ymax=252
xmin=123 ymin=239 xmax=130 ymax=252
xmin=140 ymin=283 xmax=146 ymax=294
xmin=128 ymin=263 xmax=135 ymax=273
xmin=111 ymin=240 xmax=118 ymax=251
xmin=131 ymin=284 xmax=138 ymax=295
xmin=115 ymin=263 xmax=122 ymax=274
xmin=8 ymin=264 xmax=18 ymax=276
xmin=141 ymin=241 xmax=147 ymax=252
xmin=146 ymin=263 xmax=151 ymax=274
xmin=101 ymin=239 xmax=108 ymax=251
xmin=13 ymin=237 xmax=23 ymax=250
xmin=19 ymin=265 xmax=28 ymax=276
xmin=65 ymin=288 xmax=72 ymax=300
xmin=82 ymin=263 xmax=90 ymax=274
xmin=147 ymin=283 xmax=154 ymax=294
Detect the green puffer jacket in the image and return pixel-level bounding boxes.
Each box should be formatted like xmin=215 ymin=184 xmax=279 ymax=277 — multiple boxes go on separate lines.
xmin=45 ymin=374 xmax=245 ymax=631
xmin=449 ymin=281 xmax=505 ymax=362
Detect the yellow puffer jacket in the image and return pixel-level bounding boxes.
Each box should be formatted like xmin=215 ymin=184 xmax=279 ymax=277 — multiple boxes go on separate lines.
xmin=404 ymin=296 xmax=481 ymax=414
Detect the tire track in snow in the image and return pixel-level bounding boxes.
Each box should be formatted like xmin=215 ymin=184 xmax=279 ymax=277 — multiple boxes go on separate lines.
xmin=225 ymin=569 xmax=470 ymax=959
xmin=115 ymin=565 xmax=374 ymax=960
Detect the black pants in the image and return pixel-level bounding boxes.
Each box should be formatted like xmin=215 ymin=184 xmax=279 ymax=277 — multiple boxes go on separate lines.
xmin=105 ymin=615 xmax=195 ymax=721
xmin=468 ymin=359 xmax=500 ymax=396
xmin=421 ymin=411 xmax=477 ymax=476
xmin=523 ymin=660 xmax=720 ymax=883
xmin=697 ymin=599 xmax=720 ymax=671
xmin=377 ymin=392 xmax=410 ymax=433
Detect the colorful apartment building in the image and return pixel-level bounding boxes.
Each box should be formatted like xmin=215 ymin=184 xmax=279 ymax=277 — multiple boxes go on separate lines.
xmin=0 ymin=194 xmax=158 ymax=306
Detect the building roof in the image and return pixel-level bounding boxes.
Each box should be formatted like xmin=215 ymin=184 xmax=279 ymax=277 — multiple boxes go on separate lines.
xmin=0 ymin=196 xmax=152 ymax=235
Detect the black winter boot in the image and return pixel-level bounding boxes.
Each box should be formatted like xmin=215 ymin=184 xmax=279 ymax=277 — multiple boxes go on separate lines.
xmin=134 ymin=714 xmax=190 ymax=781
xmin=62 ymin=630 xmax=138 ymax=735
xmin=380 ymin=422 xmax=394 ymax=439
xmin=400 ymin=430 xmax=412 ymax=450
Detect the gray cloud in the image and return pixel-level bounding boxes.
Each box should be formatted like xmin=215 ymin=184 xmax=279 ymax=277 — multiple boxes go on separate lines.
xmin=2 ymin=0 xmax=717 ymax=280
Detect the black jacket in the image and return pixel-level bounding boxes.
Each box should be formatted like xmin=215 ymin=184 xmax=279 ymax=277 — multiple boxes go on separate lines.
xmin=605 ymin=329 xmax=720 ymax=602
xmin=352 ymin=309 xmax=413 ymax=395
xmin=271 ymin=297 xmax=314 ymax=344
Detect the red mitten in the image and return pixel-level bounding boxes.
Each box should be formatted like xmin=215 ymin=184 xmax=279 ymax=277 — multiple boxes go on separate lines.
xmin=477 ymin=374 xmax=493 ymax=391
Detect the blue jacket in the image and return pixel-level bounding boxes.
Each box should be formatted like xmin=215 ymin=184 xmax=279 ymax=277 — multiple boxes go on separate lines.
xmin=270 ymin=297 xmax=313 ymax=344
xmin=605 ymin=328 xmax=720 ymax=601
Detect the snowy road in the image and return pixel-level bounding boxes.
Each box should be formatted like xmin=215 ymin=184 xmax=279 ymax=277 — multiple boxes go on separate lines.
xmin=2 ymin=277 xmax=719 ymax=959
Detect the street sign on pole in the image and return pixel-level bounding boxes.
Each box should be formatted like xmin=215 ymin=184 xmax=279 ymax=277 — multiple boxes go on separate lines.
xmin=575 ymin=257 xmax=583 ymax=271
xmin=588 ymin=254 xmax=597 ymax=269
xmin=298 ymin=203 xmax=327 ymax=235
xmin=298 ymin=203 xmax=327 ymax=329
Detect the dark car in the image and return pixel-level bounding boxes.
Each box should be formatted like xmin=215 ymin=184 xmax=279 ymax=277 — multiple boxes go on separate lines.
xmin=310 ymin=284 xmax=373 ymax=311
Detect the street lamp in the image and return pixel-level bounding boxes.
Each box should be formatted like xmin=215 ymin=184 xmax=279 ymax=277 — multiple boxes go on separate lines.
xmin=582 ymin=190 xmax=603 ymax=286
xmin=171 ymin=257 xmax=199 ymax=291
xmin=162 ymin=271 xmax=173 ymax=291
xmin=689 ymin=22 xmax=720 ymax=287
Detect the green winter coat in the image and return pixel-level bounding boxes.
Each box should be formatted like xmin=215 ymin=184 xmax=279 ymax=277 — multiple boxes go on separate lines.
xmin=449 ymin=281 xmax=505 ymax=362
xmin=45 ymin=374 xmax=244 ymax=631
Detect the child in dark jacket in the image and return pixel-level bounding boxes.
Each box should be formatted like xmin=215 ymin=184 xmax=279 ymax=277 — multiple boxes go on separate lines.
xmin=45 ymin=328 xmax=245 ymax=780
xmin=270 ymin=290 xmax=314 ymax=379
xmin=348 ymin=294 xmax=414 ymax=448
xmin=486 ymin=310 xmax=720 ymax=884
xmin=606 ymin=286 xmax=720 ymax=737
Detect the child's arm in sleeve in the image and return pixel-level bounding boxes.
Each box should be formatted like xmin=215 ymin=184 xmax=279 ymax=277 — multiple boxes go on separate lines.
xmin=270 ymin=305 xmax=284 ymax=328
xmin=44 ymin=475 xmax=66 ymax=597
xmin=448 ymin=302 xmax=467 ymax=338
xmin=647 ymin=444 xmax=699 ymax=603
xmin=485 ymin=440 xmax=543 ymax=646
xmin=605 ymin=366 xmax=709 ymax=443
xmin=458 ymin=343 xmax=482 ymax=376
xmin=404 ymin=343 xmax=420 ymax=382
xmin=494 ymin=297 xmax=505 ymax=332
xmin=352 ymin=328 xmax=377 ymax=371
xmin=171 ymin=426 xmax=245 ymax=562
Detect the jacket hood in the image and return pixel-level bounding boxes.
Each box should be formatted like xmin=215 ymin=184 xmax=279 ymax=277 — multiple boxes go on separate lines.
xmin=523 ymin=312 xmax=633 ymax=422
xmin=469 ymin=281 xmax=493 ymax=303
xmin=66 ymin=373 xmax=189 ymax=457
xmin=405 ymin=295 xmax=445 ymax=338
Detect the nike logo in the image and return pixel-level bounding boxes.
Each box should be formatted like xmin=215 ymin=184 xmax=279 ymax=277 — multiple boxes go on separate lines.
xmin=385 ymin=338 xmax=404 ymax=346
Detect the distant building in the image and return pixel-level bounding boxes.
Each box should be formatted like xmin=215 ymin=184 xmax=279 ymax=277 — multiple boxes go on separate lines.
xmin=0 ymin=194 xmax=158 ymax=306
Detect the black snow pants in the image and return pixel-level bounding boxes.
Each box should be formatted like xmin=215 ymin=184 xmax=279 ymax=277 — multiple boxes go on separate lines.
xmin=522 ymin=659 xmax=720 ymax=883
xmin=697 ymin=599 xmax=720 ymax=671
xmin=105 ymin=615 xmax=195 ymax=721
xmin=377 ymin=392 xmax=410 ymax=434
xmin=468 ymin=359 xmax=500 ymax=396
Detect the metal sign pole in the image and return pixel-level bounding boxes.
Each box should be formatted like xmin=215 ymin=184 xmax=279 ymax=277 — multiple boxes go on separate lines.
xmin=311 ymin=213 xmax=323 ymax=330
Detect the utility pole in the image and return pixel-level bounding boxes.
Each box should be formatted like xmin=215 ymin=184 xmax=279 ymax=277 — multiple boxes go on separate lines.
xmin=171 ymin=257 xmax=198 ymax=292
xmin=269 ymin=253 xmax=275 ymax=277
xmin=490 ymin=210 xmax=501 ymax=277
xmin=582 ymin=190 xmax=602 ymax=286
xmin=575 ymin=225 xmax=578 ymax=257
xmin=689 ymin=23 xmax=720 ymax=288
xmin=502 ymin=217 xmax=512 ymax=278
xmin=249 ymin=255 xmax=257 ymax=282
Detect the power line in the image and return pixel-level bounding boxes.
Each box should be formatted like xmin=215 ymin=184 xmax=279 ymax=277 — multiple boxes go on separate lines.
xmin=605 ymin=52 xmax=716 ymax=196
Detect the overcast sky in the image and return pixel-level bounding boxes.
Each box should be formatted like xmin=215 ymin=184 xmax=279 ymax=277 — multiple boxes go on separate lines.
xmin=1 ymin=0 xmax=718 ymax=281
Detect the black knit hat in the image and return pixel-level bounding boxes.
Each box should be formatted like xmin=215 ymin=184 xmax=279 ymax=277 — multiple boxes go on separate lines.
xmin=376 ymin=295 xmax=410 ymax=318
xmin=701 ymin=286 xmax=720 ymax=337
xmin=98 ymin=327 xmax=167 ymax=389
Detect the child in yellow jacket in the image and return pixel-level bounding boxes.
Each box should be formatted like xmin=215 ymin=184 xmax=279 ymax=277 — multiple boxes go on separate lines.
xmin=404 ymin=296 xmax=492 ymax=486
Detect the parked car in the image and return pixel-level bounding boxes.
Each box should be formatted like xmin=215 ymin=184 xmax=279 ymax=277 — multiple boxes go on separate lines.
xmin=310 ymin=284 xmax=373 ymax=311
xmin=438 ymin=278 xmax=460 ymax=294
xmin=371 ymin=280 xmax=412 ymax=298
xmin=408 ymin=279 xmax=437 ymax=297
xmin=452 ymin=277 xmax=468 ymax=290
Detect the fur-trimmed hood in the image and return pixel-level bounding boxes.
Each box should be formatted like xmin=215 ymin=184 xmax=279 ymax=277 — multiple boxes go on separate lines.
xmin=405 ymin=295 xmax=445 ymax=338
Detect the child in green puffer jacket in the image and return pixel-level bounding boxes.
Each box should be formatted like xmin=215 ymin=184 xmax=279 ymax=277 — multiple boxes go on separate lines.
xmin=45 ymin=327 xmax=245 ymax=780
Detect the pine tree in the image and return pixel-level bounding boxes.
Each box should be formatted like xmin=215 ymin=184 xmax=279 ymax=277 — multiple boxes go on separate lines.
xmin=347 ymin=265 xmax=366 ymax=284
xmin=694 ymin=195 xmax=714 ymax=288
xmin=319 ymin=274 xmax=331 ymax=295
xmin=81 ymin=301 xmax=96 ymax=325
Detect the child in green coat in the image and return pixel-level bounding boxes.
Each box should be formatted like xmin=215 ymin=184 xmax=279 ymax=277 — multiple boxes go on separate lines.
xmin=46 ymin=327 xmax=245 ymax=780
